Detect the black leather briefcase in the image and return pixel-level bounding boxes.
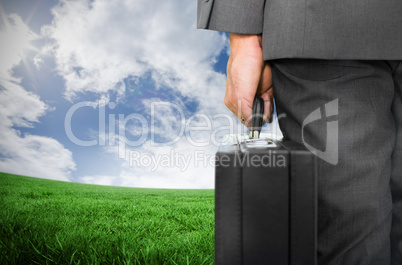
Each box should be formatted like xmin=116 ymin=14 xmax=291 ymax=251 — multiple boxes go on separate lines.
xmin=215 ymin=134 xmax=317 ymax=265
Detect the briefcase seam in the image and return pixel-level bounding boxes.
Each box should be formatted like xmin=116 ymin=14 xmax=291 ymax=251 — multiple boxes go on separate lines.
xmin=237 ymin=151 xmax=243 ymax=265
xmin=215 ymin=165 xmax=222 ymax=264
xmin=291 ymin=153 xmax=295 ymax=265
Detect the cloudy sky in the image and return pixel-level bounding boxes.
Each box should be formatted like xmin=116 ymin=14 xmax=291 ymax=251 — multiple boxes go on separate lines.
xmin=0 ymin=0 xmax=282 ymax=188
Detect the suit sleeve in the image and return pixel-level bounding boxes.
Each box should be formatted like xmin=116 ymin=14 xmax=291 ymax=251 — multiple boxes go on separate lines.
xmin=197 ymin=0 xmax=266 ymax=34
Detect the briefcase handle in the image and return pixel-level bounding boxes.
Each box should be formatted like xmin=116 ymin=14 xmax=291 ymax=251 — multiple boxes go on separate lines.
xmin=250 ymin=95 xmax=264 ymax=139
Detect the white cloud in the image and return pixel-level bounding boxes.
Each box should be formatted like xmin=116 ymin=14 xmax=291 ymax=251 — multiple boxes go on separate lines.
xmin=43 ymin=0 xmax=283 ymax=188
xmin=0 ymin=13 xmax=39 ymax=80
xmin=0 ymin=125 xmax=76 ymax=181
xmin=0 ymin=13 xmax=76 ymax=181
xmin=42 ymin=0 xmax=228 ymax=105
xmin=80 ymin=139 xmax=217 ymax=189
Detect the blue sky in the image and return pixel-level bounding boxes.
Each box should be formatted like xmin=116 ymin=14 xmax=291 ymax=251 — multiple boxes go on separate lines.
xmin=0 ymin=0 xmax=282 ymax=188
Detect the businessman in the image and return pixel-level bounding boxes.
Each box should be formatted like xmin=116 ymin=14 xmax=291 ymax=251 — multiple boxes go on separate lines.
xmin=198 ymin=0 xmax=402 ymax=264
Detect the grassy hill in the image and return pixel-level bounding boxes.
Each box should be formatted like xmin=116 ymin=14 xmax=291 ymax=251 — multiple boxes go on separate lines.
xmin=0 ymin=173 xmax=214 ymax=264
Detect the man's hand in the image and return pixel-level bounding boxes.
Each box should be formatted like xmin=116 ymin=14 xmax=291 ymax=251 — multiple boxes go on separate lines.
xmin=224 ymin=33 xmax=274 ymax=129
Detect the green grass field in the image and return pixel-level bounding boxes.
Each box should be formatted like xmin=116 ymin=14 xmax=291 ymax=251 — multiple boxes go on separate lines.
xmin=0 ymin=172 xmax=215 ymax=264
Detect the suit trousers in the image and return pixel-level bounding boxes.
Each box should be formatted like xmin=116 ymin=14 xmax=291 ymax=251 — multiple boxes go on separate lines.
xmin=270 ymin=59 xmax=402 ymax=265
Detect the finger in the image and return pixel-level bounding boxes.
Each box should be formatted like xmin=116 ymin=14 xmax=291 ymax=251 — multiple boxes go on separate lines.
xmin=239 ymin=97 xmax=253 ymax=129
xmin=225 ymin=97 xmax=253 ymax=129
xmin=259 ymin=91 xmax=273 ymax=123
xmin=264 ymin=97 xmax=272 ymax=123
xmin=258 ymin=64 xmax=274 ymax=123
xmin=257 ymin=63 xmax=273 ymax=95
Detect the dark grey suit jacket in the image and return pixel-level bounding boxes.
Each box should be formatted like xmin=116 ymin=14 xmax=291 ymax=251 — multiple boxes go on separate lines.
xmin=197 ymin=0 xmax=402 ymax=60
